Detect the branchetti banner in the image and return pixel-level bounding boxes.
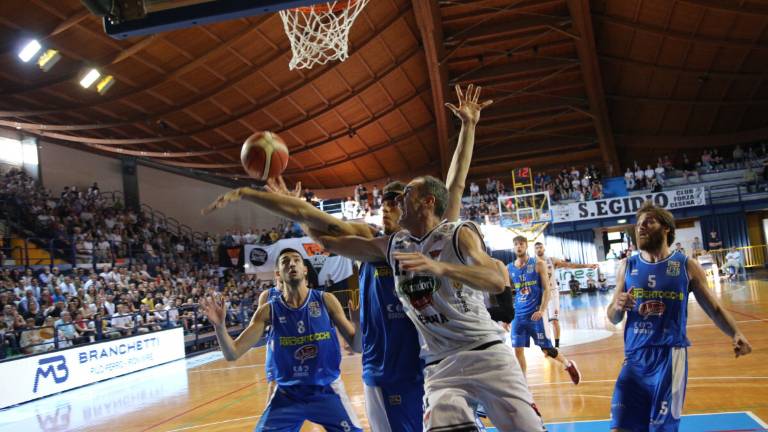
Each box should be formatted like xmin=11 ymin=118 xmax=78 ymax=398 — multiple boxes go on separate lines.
xmin=552 ymin=188 xmax=706 ymax=223
xmin=0 ymin=327 xmax=185 ymax=409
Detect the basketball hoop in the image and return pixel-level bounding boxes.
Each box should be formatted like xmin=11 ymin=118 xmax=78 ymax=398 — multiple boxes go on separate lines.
xmin=279 ymin=0 xmax=369 ymax=70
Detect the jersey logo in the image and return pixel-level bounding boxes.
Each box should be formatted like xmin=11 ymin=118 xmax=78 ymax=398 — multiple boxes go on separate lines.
xmin=666 ymin=261 xmax=681 ymax=276
xmin=638 ymin=300 xmax=666 ymax=318
xmin=294 ymin=344 xmax=318 ymax=363
xmin=527 ymin=265 xmax=534 ymax=273
xmin=388 ymin=395 xmax=402 ymax=405
xmin=398 ymin=275 xmax=441 ymax=310
xmin=278 ymin=316 xmax=287 ymax=324
xmin=630 ymin=269 xmax=639 ymax=276
xmin=308 ymin=301 xmax=321 ymax=318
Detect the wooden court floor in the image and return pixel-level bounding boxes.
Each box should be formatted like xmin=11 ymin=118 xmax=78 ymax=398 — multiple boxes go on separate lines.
xmin=4 ymin=275 xmax=768 ymax=432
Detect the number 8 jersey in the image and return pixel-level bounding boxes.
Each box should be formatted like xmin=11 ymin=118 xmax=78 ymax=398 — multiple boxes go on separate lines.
xmin=623 ymin=251 xmax=691 ymax=352
xmin=386 ymin=221 xmax=505 ymax=364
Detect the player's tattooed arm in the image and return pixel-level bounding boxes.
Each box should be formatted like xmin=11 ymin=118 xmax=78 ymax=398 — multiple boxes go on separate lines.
xmin=313 ymin=234 xmax=388 ymax=263
xmin=688 ymin=259 xmax=752 ymax=357
xmin=607 ymin=259 xmax=633 ymax=325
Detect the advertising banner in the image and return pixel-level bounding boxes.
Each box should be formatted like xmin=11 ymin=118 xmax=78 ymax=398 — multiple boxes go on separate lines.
xmin=243 ymin=237 xmax=353 ymax=283
xmin=0 ymin=327 xmax=185 ymax=409
xmin=551 ymin=188 xmax=706 ymax=223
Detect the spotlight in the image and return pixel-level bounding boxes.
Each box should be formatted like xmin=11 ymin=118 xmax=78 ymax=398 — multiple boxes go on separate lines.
xmin=37 ymin=49 xmax=61 ymax=72
xmin=18 ymin=39 xmax=42 ymax=62
xmin=80 ymin=68 xmax=101 ymax=88
xmin=617 ymin=218 xmax=627 ymax=224
xmin=96 ymin=75 xmax=115 ymax=94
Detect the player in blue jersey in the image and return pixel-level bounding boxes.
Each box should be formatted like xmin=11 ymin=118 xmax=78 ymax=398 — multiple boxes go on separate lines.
xmin=201 ymin=248 xmax=362 ymax=431
xmin=607 ymin=201 xmax=752 ymax=432
xmin=205 ymin=84 xmax=492 ymax=431
xmin=508 ymin=235 xmax=581 ymax=384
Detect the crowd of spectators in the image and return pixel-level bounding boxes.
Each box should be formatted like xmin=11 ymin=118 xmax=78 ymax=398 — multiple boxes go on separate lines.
xmin=0 ymin=263 xmax=274 ymax=359
xmin=0 ymin=169 xmax=216 ymax=266
xmin=218 ymin=222 xmax=304 ymax=249
xmin=535 ymin=165 xmax=604 ymax=202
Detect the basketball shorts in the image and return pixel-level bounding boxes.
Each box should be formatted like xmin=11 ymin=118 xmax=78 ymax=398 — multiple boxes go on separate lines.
xmin=255 ymin=379 xmax=362 ymax=432
xmin=547 ymin=288 xmax=560 ymax=321
xmin=422 ymin=343 xmax=545 ymax=432
xmin=511 ymin=317 xmax=554 ymax=348
xmin=364 ymin=380 xmax=424 ymax=432
xmin=610 ymin=347 xmax=688 ymax=432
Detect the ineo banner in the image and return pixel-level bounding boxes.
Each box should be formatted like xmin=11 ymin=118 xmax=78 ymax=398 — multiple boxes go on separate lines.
xmin=551 ymin=188 xmax=706 ymax=223
xmin=0 ymin=328 xmax=185 ymax=409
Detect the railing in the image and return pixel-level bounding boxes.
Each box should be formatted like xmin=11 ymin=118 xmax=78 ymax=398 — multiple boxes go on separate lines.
xmin=706 ymin=245 xmax=767 ymax=269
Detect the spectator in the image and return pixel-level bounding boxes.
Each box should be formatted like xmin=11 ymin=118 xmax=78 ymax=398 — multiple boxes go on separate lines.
xmin=654 ymin=162 xmax=666 ymax=185
xmin=692 ymin=237 xmax=703 ymax=256
xmin=674 ymin=242 xmax=686 ymax=256
xmin=649 ymin=177 xmax=662 ymax=193
xmin=634 ymin=165 xmax=645 ymax=189
xmin=372 ymin=185 xmax=381 ymax=209
xmin=19 ymin=318 xmax=46 ymax=354
xmin=744 ymin=166 xmax=758 ymax=193
xmin=111 ymin=304 xmax=134 ymax=336
xmin=682 ymin=154 xmax=700 ymax=183
xmin=303 ymin=188 xmax=315 ymax=203
xmin=707 ymin=229 xmax=723 ymax=250
xmin=568 ymin=275 xmax=580 ymax=296
xmin=644 ymin=165 xmax=655 ymax=184
xmin=469 ymin=182 xmax=480 ymax=198
xmin=624 ymin=168 xmax=635 ymax=190
xmin=725 ymin=247 xmax=743 ymax=280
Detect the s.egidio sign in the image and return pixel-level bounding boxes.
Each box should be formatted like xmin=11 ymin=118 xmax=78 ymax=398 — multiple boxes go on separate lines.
xmin=552 ymin=188 xmax=706 ymax=223
xmin=0 ymin=327 xmax=185 ymax=408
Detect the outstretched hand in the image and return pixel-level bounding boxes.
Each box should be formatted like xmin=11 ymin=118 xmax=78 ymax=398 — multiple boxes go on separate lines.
xmin=445 ymin=83 xmax=493 ymax=125
xmin=200 ymin=294 xmax=226 ymax=326
xmin=201 ymin=188 xmax=246 ymax=215
xmin=266 ymin=177 xmax=302 ymax=198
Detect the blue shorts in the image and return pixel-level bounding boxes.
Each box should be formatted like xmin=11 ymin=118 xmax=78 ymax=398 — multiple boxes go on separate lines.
xmin=364 ymin=380 xmax=423 ymax=432
xmin=610 ymin=347 xmax=688 ymax=432
xmin=511 ymin=317 xmax=553 ymax=349
xmin=255 ymin=381 xmax=362 ymax=432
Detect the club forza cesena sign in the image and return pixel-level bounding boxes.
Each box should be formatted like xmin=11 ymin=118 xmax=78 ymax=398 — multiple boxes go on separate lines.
xmin=551 ymin=188 xmax=706 ymax=223
xmin=0 ymin=327 xmax=184 ymax=408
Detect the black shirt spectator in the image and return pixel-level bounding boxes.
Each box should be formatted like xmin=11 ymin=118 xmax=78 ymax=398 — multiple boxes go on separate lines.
xmin=707 ymin=230 xmax=722 ymax=250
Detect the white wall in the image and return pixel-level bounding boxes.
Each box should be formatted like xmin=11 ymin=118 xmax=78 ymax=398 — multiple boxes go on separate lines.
xmin=675 ymin=220 xmax=702 ymax=254
xmin=38 ymin=141 xmax=123 ymax=195
xmin=137 ymin=165 xmax=282 ymax=234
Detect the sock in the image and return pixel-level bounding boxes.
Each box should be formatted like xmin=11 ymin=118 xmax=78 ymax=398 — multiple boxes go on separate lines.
xmin=555 ymin=339 xmax=560 ymax=348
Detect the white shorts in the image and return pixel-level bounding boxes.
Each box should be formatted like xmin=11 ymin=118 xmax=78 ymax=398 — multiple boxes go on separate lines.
xmin=546 ymin=287 xmax=560 ymax=321
xmin=423 ymin=343 xmax=545 ymax=431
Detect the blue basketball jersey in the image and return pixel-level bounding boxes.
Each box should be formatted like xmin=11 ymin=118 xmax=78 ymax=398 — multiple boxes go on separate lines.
xmin=269 ymin=289 xmax=341 ymax=386
xmin=359 ymin=261 xmax=423 ymax=386
xmin=623 ymin=252 xmax=691 ymax=352
xmin=264 ymin=287 xmax=282 ymax=382
xmin=508 ymin=257 xmax=543 ymax=318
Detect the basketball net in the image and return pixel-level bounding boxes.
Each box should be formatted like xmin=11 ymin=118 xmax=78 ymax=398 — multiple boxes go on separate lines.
xmin=279 ymin=0 xmax=369 ymax=70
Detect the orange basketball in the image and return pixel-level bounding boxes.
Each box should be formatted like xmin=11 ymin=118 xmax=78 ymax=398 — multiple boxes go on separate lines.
xmin=240 ymin=131 xmax=290 ymax=181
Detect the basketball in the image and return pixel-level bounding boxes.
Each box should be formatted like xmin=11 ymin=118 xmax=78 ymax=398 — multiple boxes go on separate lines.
xmin=240 ymin=131 xmax=290 ymax=181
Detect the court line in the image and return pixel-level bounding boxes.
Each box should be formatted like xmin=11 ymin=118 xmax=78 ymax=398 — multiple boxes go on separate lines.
xmin=689 ymin=319 xmax=767 ymax=328
xmin=188 ymin=363 xmax=265 ymax=372
xmin=542 ymin=410 xmax=765 ymax=426
xmin=725 ymin=307 xmax=768 ymax=323
xmin=163 ymin=414 xmax=262 ymax=432
xmin=139 ymin=381 xmax=258 ymax=432
xmin=528 ymin=376 xmax=768 ymax=387
xmin=747 ymin=411 xmax=768 ymax=428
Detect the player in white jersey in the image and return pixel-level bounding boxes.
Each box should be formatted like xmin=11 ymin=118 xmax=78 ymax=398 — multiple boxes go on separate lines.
xmin=318 ymin=175 xmax=545 ymax=431
xmin=534 ymin=242 xmax=598 ymax=347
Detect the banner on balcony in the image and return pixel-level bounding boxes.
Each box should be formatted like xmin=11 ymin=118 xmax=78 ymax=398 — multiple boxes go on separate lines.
xmin=551 ymin=187 xmax=706 ymax=223
xmin=243 ymin=237 xmax=353 ymax=284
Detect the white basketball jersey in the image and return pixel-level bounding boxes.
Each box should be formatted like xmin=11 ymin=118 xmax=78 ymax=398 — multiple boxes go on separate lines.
xmin=386 ymin=221 xmax=505 ymax=364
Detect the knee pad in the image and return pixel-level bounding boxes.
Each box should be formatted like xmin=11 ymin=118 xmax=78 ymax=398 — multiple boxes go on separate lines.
xmin=542 ymin=347 xmax=558 ymax=358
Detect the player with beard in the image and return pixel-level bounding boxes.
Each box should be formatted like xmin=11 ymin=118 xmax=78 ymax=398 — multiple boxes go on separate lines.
xmin=316 ymin=175 xmax=545 ymax=431
xmin=608 ymin=202 xmax=752 ymax=432
xmin=508 ymin=236 xmax=581 ymax=382
xmin=200 ymin=248 xmax=362 ymax=431
xmin=205 ymin=84 xmax=494 ymax=431
xmin=533 ymin=241 xmax=598 ymax=348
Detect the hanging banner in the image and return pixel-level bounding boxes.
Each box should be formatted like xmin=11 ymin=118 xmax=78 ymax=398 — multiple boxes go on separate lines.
xmin=243 ymin=237 xmax=353 ymax=283
xmin=551 ymin=187 xmax=706 ymax=223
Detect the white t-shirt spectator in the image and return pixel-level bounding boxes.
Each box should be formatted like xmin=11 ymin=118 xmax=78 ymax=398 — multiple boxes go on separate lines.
xmin=469 ymin=183 xmax=480 ymax=195
xmin=580 ymin=177 xmax=590 ymax=188
xmin=571 ymin=178 xmax=581 ymax=189
xmin=624 ymin=170 xmax=634 ymax=187
xmin=104 ymin=217 xmax=116 ymax=230
xmin=59 ymin=281 xmax=77 ymax=297
xmin=645 ymin=168 xmax=655 ymax=180
xmin=570 ymin=168 xmax=580 ymax=178
xmin=635 ymin=168 xmax=645 ymax=181
xmin=111 ymin=313 xmax=133 ymax=329
xmin=654 ymin=165 xmax=665 ymax=178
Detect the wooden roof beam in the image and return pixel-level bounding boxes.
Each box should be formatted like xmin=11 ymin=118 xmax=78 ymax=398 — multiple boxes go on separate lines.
xmin=566 ymin=0 xmax=620 ymax=175
xmin=412 ymin=0 xmax=453 ymax=178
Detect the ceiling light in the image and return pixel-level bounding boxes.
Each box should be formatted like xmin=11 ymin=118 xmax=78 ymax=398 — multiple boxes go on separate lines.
xmin=37 ymin=49 xmax=61 ymax=72
xmin=18 ymin=40 xmax=42 ymax=62
xmin=617 ymin=218 xmax=627 ymax=224
xmin=96 ymin=75 xmax=115 ymax=95
xmin=79 ymin=68 xmax=101 ymax=88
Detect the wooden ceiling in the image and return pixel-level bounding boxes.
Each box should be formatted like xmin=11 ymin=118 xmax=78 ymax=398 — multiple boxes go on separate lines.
xmin=0 ymin=0 xmax=766 ymax=188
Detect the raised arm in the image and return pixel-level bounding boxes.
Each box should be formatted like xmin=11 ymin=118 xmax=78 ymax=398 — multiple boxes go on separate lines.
xmin=443 ymin=84 xmax=493 ymax=222
xmin=203 ymin=178 xmax=372 ymax=238
xmin=688 ymin=258 xmax=752 ymax=357
xmin=394 ymin=225 xmax=504 ymax=293
xmin=607 ymin=259 xmax=632 ymax=325
xmin=201 ymin=295 xmax=270 ymax=361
